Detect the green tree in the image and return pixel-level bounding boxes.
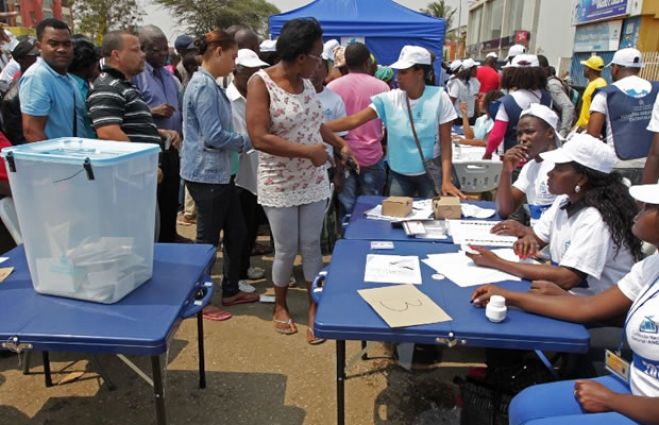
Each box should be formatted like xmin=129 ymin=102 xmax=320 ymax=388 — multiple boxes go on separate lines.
xmin=420 ymin=0 xmax=456 ymax=31
xmin=154 ymin=0 xmax=280 ymax=34
xmin=72 ymin=0 xmax=143 ymax=44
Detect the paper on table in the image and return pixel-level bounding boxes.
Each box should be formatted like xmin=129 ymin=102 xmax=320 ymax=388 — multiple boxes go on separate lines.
xmin=422 ymin=248 xmax=536 ymax=287
xmin=0 ymin=257 xmax=8 ymax=264
xmin=461 ymin=204 xmax=496 ymax=219
xmin=358 ymin=285 xmax=452 ymax=328
xmin=447 ymin=220 xmax=517 ymax=246
xmin=0 ymin=266 xmax=13 ymax=283
xmin=365 ymin=200 xmax=434 ymax=222
xmin=364 ymin=254 xmax=422 ymax=285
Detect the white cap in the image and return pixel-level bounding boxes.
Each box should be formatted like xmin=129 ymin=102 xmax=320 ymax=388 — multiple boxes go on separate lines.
xmin=259 ymin=39 xmax=277 ymax=53
xmin=322 ymin=39 xmax=340 ymax=60
xmin=236 ymin=49 xmax=269 ymax=68
xmin=540 ymin=133 xmax=617 ymax=174
xmin=503 ymin=54 xmax=540 ymax=68
xmin=505 ymin=44 xmax=527 ymax=60
xmin=390 ymin=45 xmax=431 ymax=69
xmin=461 ymin=58 xmax=480 ymax=69
xmin=629 ymin=183 xmax=659 ymax=204
xmin=449 ymin=59 xmax=462 ymax=72
xmin=608 ymin=47 xmax=644 ymax=68
xmin=520 ymin=103 xmax=562 ymax=142
xmin=486 ymin=52 xmax=498 ymax=59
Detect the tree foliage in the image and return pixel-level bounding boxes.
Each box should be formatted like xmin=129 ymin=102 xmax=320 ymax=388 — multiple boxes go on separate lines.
xmin=154 ymin=0 xmax=280 ymax=35
xmin=420 ymin=0 xmax=456 ymax=31
xmin=72 ymin=0 xmax=143 ymax=44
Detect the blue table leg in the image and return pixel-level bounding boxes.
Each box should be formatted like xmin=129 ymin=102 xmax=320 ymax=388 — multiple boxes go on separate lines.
xmin=197 ymin=311 xmax=206 ymax=389
xmin=337 ymin=340 xmax=345 ymax=425
xmin=42 ymin=351 xmax=52 ymax=387
xmin=151 ymin=355 xmax=167 ymax=425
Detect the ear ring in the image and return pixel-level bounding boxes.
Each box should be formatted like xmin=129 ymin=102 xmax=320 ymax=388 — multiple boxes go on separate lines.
xmin=575 ymin=185 xmax=581 ymax=193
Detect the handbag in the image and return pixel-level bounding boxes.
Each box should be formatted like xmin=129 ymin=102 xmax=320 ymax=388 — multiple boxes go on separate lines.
xmin=405 ymin=94 xmax=442 ymax=195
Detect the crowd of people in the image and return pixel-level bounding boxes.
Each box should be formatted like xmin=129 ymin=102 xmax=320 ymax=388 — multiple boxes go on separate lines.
xmin=0 ymin=15 xmax=657 ymax=424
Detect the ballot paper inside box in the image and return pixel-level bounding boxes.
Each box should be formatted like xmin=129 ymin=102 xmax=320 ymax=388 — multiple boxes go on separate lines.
xmin=1 ymin=138 xmax=160 ymax=303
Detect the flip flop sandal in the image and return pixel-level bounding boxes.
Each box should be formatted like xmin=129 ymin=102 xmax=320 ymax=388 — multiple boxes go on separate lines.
xmin=222 ymin=292 xmax=259 ymax=306
xmin=202 ymin=306 xmax=232 ymax=321
xmin=306 ymin=328 xmax=326 ymax=345
xmin=273 ymin=318 xmax=297 ymax=335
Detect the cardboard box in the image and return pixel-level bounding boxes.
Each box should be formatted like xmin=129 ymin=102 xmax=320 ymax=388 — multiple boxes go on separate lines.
xmin=433 ymin=196 xmax=461 ymax=219
xmin=382 ymin=196 xmax=413 ymax=218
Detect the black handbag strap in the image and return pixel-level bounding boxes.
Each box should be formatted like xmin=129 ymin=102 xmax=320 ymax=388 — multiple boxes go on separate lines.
xmin=405 ymin=94 xmax=441 ymax=195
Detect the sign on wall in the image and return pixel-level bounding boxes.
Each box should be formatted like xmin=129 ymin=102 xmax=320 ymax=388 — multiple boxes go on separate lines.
xmin=573 ymin=0 xmax=628 ymax=25
xmin=574 ymin=19 xmax=622 ymax=52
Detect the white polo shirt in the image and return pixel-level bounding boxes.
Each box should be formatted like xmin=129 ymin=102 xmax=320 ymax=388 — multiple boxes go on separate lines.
xmin=512 ymin=158 xmax=556 ymax=222
xmin=532 ymin=195 xmax=635 ymax=295
xmin=617 ymin=254 xmax=659 ymax=397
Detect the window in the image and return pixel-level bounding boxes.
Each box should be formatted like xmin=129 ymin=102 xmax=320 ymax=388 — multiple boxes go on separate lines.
xmin=469 ymin=7 xmax=483 ymax=43
xmin=508 ymin=0 xmax=525 ymax=32
xmin=489 ymin=0 xmax=503 ymax=39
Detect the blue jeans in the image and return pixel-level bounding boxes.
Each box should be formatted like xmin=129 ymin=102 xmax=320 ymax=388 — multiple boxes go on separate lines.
xmin=509 ymin=375 xmax=635 ymax=425
xmin=338 ymin=158 xmax=386 ymax=220
xmin=388 ymin=169 xmax=436 ymax=198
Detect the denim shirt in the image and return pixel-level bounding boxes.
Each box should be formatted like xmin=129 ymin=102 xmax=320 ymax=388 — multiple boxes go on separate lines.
xmin=180 ymin=68 xmax=251 ymax=184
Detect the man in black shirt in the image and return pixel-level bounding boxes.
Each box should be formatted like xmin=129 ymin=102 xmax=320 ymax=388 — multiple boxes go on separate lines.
xmin=87 ymin=30 xmax=179 ymax=146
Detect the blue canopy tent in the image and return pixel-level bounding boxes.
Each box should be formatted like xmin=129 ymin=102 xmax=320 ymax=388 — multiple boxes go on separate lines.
xmin=268 ymin=0 xmax=445 ymax=80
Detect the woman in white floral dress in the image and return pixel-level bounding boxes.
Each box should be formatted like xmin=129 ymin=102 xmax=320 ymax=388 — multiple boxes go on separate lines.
xmin=247 ymin=18 xmax=356 ymax=344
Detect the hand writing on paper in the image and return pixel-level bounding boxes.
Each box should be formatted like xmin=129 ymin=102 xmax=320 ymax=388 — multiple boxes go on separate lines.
xmin=491 ymin=220 xmax=529 ymax=237
xmin=465 ymin=245 xmax=502 ymax=269
xmin=513 ymin=234 xmax=540 ymax=259
xmin=470 ymin=284 xmax=508 ymax=307
xmin=574 ymin=380 xmax=614 ymax=413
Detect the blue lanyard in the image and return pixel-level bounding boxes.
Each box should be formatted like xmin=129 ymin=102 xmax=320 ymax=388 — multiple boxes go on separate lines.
xmin=618 ymin=281 xmax=659 ymax=354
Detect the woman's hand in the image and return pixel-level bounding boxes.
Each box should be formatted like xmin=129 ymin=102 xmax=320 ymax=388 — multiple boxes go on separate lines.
xmin=340 ymin=144 xmax=360 ymax=174
xmin=441 ymin=181 xmax=466 ymax=199
xmin=502 ymin=145 xmax=528 ymax=172
xmin=471 ymin=284 xmax=509 ymax=306
xmin=459 ymin=101 xmax=468 ymax=117
xmin=513 ymin=234 xmax=541 ymax=259
xmin=307 ymin=144 xmax=330 ymax=167
xmin=529 ymin=280 xmax=567 ymax=296
xmin=482 ymin=152 xmax=493 ymax=160
xmin=574 ymin=380 xmax=614 ymax=413
xmin=491 ymin=219 xmax=529 ymax=237
xmin=465 ymin=246 xmax=502 ymax=269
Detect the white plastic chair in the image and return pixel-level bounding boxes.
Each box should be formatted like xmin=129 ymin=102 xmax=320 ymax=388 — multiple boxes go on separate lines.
xmin=453 ymin=160 xmax=503 ymax=193
xmin=0 ymin=197 xmax=21 ymax=244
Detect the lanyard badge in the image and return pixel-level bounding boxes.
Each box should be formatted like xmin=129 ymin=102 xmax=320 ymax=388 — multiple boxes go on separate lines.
xmin=605 ymin=349 xmax=630 ymax=383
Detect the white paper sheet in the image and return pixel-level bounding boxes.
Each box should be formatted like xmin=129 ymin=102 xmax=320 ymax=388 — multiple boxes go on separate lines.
xmin=461 ymin=204 xmax=496 ymax=219
xmin=422 ymin=248 xmax=536 ymax=287
xmin=447 ymin=220 xmax=518 ymax=246
xmin=365 ymin=199 xmax=434 ymax=222
xmin=364 ymin=254 xmax=422 ymax=285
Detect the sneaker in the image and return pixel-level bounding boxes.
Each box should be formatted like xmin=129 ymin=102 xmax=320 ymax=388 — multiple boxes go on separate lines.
xmin=238 ymin=280 xmax=256 ymax=293
xmin=247 ymin=266 xmax=265 ymax=280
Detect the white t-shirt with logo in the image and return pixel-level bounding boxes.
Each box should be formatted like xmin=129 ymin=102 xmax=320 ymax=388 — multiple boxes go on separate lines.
xmin=447 ymin=77 xmax=479 ymax=118
xmin=590 ymin=75 xmax=652 ymax=168
xmin=617 ymin=254 xmax=659 ymax=397
xmin=513 ymin=158 xmax=556 ymax=207
xmin=648 ymin=94 xmax=659 ymax=133
xmin=532 ymin=195 xmax=635 ymax=295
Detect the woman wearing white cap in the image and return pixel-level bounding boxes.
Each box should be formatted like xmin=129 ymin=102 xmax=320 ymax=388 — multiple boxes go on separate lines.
xmin=468 ymin=134 xmax=640 ymax=296
xmin=495 ymin=103 xmax=560 ymax=223
xmin=327 ymin=45 xmax=464 ymax=198
xmin=447 ymin=58 xmax=480 ymax=125
xmin=471 ymin=181 xmax=659 ymax=425
xmin=483 ymin=54 xmax=552 ymax=160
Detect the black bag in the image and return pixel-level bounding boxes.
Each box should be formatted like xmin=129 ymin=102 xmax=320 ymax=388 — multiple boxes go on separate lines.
xmin=405 ymin=94 xmax=442 ymax=195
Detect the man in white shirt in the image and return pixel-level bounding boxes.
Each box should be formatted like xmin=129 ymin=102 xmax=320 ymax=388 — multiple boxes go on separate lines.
xmin=227 ymin=49 xmax=269 ymax=291
xmin=588 ymin=48 xmax=659 ymax=185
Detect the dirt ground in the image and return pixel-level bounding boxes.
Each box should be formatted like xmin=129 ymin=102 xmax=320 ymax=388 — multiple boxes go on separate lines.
xmin=0 ymin=222 xmax=483 ymax=425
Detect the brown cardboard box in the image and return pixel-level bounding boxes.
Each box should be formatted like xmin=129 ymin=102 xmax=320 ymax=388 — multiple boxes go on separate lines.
xmin=433 ymin=196 xmax=461 ymax=219
xmin=381 ymin=196 xmax=413 ymax=218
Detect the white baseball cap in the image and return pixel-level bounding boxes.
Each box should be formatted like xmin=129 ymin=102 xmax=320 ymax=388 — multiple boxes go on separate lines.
xmin=520 ymin=103 xmax=562 ymax=143
xmin=236 ymin=49 xmax=269 ymax=68
xmin=629 ymin=183 xmax=659 ymax=204
xmin=461 ymin=58 xmax=480 ymax=69
xmin=259 ymin=39 xmax=277 ymax=53
xmin=505 ymin=44 xmax=527 ymax=60
xmin=540 ymin=133 xmax=617 ymax=174
xmin=486 ymin=52 xmax=498 ymax=59
xmin=449 ymin=59 xmax=462 ymax=72
xmin=608 ymin=47 xmax=644 ymax=68
xmin=503 ymin=54 xmax=540 ymax=68
xmin=390 ymin=45 xmax=431 ymax=69
xmin=322 ymin=39 xmax=340 ymax=60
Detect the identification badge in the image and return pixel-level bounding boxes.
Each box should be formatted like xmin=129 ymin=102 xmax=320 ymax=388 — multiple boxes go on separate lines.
xmin=605 ymin=349 xmax=630 ymax=383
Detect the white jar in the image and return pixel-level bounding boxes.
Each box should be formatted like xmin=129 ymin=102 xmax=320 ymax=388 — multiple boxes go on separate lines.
xmin=486 ymin=295 xmax=507 ymax=323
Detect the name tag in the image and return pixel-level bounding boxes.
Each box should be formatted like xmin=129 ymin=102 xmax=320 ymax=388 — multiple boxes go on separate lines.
xmin=605 ymin=349 xmax=630 ymax=383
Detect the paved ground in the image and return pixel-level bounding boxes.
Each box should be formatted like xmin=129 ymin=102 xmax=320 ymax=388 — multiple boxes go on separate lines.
xmin=0 ymin=222 xmax=481 ymax=425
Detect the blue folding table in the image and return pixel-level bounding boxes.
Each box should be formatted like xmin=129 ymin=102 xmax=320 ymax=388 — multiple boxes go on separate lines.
xmin=344 ymin=195 xmax=502 ymax=242
xmin=0 ymin=243 xmax=216 ymax=425
xmin=313 ymin=240 xmax=590 ymax=425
